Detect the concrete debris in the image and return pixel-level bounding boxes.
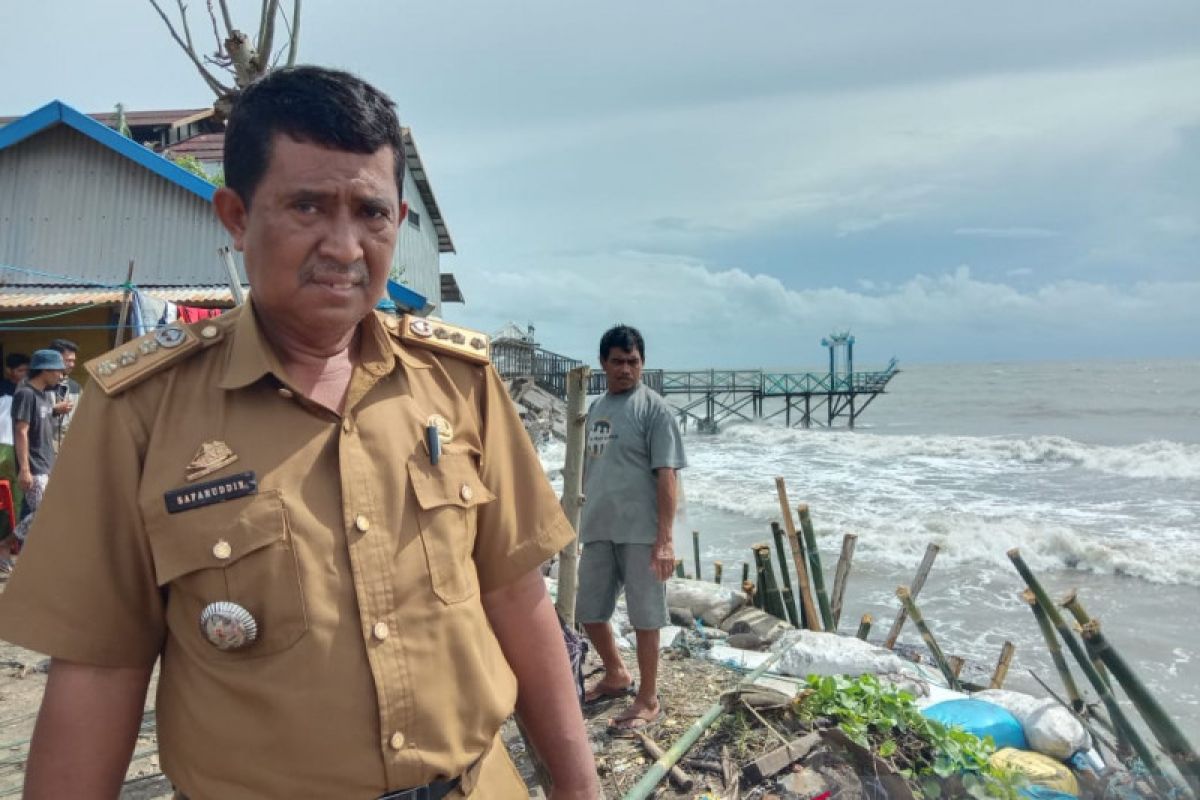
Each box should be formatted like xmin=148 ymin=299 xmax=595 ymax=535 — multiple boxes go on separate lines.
xmin=505 ymin=377 xmax=567 ymax=442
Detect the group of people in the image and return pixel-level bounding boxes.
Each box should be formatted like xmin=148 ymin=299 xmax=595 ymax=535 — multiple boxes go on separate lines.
xmin=0 ymin=339 xmax=80 ymax=571
xmin=0 ymin=65 xmax=686 ymax=799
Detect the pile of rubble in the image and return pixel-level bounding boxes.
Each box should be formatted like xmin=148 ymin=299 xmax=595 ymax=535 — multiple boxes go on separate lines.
xmin=506 ymin=377 xmax=568 ymax=442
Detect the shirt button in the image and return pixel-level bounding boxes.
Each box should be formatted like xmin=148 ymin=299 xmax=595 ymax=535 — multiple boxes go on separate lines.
xmin=200 ymin=324 xmax=219 ymax=339
xmin=459 ymin=484 xmax=474 ymax=502
xmin=373 ymin=621 xmax=389 ymax=641
xmin=212 ymin=540 xmax=232 ymax=560
xmin=354 ymin=515 xmax=371 ymax=533
xmin=389 ymin=731 xmax=405 ymax=751
xmin=277 ymin=387 xmax=294 ymax=400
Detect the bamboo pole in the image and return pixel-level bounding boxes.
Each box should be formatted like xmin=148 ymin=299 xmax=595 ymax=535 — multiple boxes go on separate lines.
xmin=674 ymin=559 xmax=685 ymax=579
xmin=856 ymin=613 xmax=873 ymax=641
xmin=554 ymin=366 xmax=589 ymax=624
xmin=113 ymin=260 xmax=136 ymax=347
xmin=218 ymin=245 xmax=246 ymax=306
xmin=1022 ymin=589 xmax=1083 ymax=712
xmin=896 ymin=586 xmax=961 ymax=691
xmin=774 ymin=478 xmax=819 ymax=631
xmin=1060 ymin=589 xmax=1111 ymax=688
xmin=769 ymin=522 xmax=802 ymax=627
xmin=634 ymin=732 xmax=695 ymax=792
xmin=743 ymin=581 xmax=758 ymax=609
xmin=948 ymin=656 xmax=966 ymax=679
xmin=989 ymin=641 xmax=1016 ymax=689
xmin=796 ymin=504 xmax=834 ymax=631
xmin=741 ymin=562 xmax=749 ymax=585
xmin=692 ymin=530 xmax=702 ymax=582
xmin=622 ymin=650 xmax=786 ymax=800
xmin=884 ymin=543 xmax=940 ymax=649
xmin=713 ymin=561 xmax=723 ymax=585
xmin=1081 ymin=620 xmax=1200 ymax=792
xmin=752 ymin=545 xmax=788 ymax=621
xmin=829 ymin=533 xmax=858 ymax=630
xmin=1008 ymin=549 xmax=1164 ymax=781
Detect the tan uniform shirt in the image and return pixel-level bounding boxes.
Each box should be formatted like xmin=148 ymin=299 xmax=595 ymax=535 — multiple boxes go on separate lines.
xmin=0 ymin=304 xmax=574 ymax=799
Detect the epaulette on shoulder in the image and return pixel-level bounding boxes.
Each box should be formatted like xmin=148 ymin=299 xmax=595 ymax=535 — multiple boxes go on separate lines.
xmin=84 ymin=320 xmax=226 ymax=396
xmin=396 ymin=314 xmax=490 ymax=365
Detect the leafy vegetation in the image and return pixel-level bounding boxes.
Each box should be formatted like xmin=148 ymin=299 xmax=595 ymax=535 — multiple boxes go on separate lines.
xmin=168 ymin=153 xmax=225 ymax=187
xmin=794 ymin=674 xmax=1025 ymax=799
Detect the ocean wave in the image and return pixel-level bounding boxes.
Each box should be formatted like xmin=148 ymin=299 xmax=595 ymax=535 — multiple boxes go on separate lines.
xmin=706 ymin=425 xmax=1200 ymax=481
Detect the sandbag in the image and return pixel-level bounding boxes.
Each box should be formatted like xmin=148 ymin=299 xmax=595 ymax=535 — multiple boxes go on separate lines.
xmin=772 ymin=630 xmax=925 ymax=681
xmin=991 ymin=748 xmax=1079 ymax=796
xmin=922 ymin=699 xmax=1028 ymax=750
xmin=976 ymin=689 xmax=1090 ymax=759
xmin=720 ymin=606 xmax=791 ymax=644
xmin=666 ymin=579 xmax=747 ymax=626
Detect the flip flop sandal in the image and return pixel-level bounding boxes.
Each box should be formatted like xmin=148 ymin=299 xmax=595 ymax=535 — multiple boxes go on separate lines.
xmin=583 ymin=681 xmax=636 ymax=706
xmin=607 ymin=706 xmax=665 ymax=736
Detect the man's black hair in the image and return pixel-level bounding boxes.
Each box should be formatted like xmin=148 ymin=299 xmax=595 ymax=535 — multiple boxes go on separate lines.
xmin=599 ymin=324 xmax=646 ymax=362
xmin=4 ymin=353 xmax=29 ymax=370
xmin=48 ymin=339 xmax=78 ymax=354
xmin=224 ymin=65 xmax=406 ymax=205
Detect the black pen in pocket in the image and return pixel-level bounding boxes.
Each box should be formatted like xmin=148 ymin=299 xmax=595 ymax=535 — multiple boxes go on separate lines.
xmin=425 ymin=424 xmax=441 ymax=465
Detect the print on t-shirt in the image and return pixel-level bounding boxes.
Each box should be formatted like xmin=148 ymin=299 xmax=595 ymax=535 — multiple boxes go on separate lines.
xmin=588 ymin=418 xmax=615 ymax=457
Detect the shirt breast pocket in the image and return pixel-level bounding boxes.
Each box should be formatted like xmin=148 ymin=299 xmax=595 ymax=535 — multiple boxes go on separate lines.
xmin=147 ymin=490 xmax=308 ymax=659
xmin=408 ymin=453 xmax=496 ymax=604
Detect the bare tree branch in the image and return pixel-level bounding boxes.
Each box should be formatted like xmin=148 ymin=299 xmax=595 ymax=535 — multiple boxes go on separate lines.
xmin=204 ymin=0 xmax=225 ymax=55
xmin=286 ymin=0 xmax=301 ymax=67
xmin=216 ymin=0 xmax=235 ymax=35
xmin=258 ymin=0 xmax=281 ymax=71
xmin=146 ymin=0 xmax=233 ymax=97
xmin=173 ymin=0 xmax=196 ymax=53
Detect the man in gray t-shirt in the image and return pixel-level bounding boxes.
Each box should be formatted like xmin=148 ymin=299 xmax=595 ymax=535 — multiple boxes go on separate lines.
xmin=576 ymin=324 xmax=686 ymax=733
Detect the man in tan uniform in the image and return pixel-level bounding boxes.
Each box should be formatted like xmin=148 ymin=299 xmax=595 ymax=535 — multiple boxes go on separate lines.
xmin=0 ymin=66 xmax=598 ymax=799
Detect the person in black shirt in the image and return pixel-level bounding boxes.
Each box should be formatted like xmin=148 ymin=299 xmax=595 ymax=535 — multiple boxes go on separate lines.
xmin=0 ymin=353 xmax=29 ymax=398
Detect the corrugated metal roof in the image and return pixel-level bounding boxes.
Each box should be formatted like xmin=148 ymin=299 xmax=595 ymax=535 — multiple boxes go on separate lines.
xmin=0 ymin=108 xmax=211 ymax=128
xmin=0 ymin=285 xmax=235 ymax=310
xmin=440 ymin=273 xmax=465 ymax=304
xmin=163 ymin=133 xmax=225 ymax=163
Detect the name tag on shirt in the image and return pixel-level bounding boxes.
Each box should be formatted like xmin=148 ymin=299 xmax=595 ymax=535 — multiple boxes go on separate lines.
xmin=164 ymin=471 xmax=258 ymax=514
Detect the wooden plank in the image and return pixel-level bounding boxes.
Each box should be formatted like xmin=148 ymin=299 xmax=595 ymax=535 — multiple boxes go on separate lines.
xmin=740 ymin=731 xmax=820 ymax=784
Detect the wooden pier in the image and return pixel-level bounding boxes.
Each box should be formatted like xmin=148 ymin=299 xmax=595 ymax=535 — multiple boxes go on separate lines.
xmin=493 ymin=332 xmax=899 ymax=430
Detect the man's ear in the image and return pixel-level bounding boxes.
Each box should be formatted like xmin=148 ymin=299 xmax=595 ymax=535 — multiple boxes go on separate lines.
xmin=213 ymin=187 xmax=249 ymax=252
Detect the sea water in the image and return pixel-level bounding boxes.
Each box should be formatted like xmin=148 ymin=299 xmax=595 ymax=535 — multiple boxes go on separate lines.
xmin=543 ymin=358 xmax=1200 ymax=740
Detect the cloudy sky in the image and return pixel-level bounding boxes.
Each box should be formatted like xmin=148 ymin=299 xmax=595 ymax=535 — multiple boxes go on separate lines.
xmin=4 ymin=2 xmax=1198 ymax=367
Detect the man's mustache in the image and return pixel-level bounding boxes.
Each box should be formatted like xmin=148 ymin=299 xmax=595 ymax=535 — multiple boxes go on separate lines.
xmin=299 ymin=261 xmax=370 ymax=284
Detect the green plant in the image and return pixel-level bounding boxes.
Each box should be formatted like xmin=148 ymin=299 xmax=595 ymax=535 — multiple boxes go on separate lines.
xmin=168 ymin=153 xmax=225 ymax=187
xmin=794 ymin=674 xmax=1024 ymax=799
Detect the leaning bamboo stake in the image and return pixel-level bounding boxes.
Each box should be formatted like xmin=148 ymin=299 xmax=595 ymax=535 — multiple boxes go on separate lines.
xmin=622 ymin=650 xmax=786 ymax=800
xmin=829 ymin=533 xmax=858 ymax=630
xmin=769 ymin=522 xmax=802 ymax=627
xmin=674 ymin=559 xmax=685 ymax=579
xmin=633 ymin=731 xmax=695 ymax=792
xmin=1081 ymin=620 xmax=1200 ymax=792
xmin=796 ymin=504 xmax=834 ymax=631
xmin=774 ymin=478 xmax=819 ymax=631
xmin=856 ymin=613 xmax=873 ymax=641
xmin=1008 ymin=549 xmax=1165 ymax=782
xmin=113 ymin=259 xmax=136 ymax=347
xmin=713 ymin=561 xmax=723 ymax=585
xmin=554 ymin=366 xmax=590 ymax=624
xmin=884 ymin=543 xmax=940 ymax=649
xmin=692 ymin=530 xmax=702 ymax=582
xmin=948 ymin=656 xmax=966 ymax=679
xmin=990 ymin=641 xmax=1016 ymax=689
xmin=896 ymin=586 xmax=961 ymax=691
xmin=741 ymin=562 xmax=750 ymax=585
xmin=1022 ymin=590 xmax=1083 ymax=711
xmin=1060 ymin=589 xmax=1111 ymax=688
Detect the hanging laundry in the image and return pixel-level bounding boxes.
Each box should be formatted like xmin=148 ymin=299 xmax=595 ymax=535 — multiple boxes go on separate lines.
xmin=177 ymin=305 xmax=223 ymax=323
xmin=131 ymin=291 xmax=179 ymax=336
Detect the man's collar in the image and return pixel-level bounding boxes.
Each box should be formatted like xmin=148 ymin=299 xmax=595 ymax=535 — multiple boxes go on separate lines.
xmin=217 ymin=300 xmax=405 ymax=390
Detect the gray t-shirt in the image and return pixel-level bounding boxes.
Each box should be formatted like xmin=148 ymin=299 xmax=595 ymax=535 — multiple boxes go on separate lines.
xmin=580 ymin=383 xmax=687 ymax=545
xmin=11 ymin=383 xmax=56 ymax=475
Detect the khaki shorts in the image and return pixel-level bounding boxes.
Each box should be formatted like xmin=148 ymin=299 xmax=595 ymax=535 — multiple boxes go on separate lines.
xmin=576 ymin=541 xmax=668 ymax=630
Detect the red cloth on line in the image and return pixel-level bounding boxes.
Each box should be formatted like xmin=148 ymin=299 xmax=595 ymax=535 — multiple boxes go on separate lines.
xmin=176 ymin=306 xmax=222 ymax=323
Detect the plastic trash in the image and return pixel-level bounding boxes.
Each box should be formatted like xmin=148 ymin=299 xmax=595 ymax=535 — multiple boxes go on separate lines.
xmin=922 ymin=699 xmax=1028 ymax=750
xmin=772 ymin=630 xmax=944 ymax=684
xmin=976 ymin=689 xmax=1090 ymax=759
xmin=991 ymin=748 xmax=1079 ymax=796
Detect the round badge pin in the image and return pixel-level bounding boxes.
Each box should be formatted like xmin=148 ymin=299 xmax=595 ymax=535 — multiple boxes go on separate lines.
xmin=199 ymin=601 xmax=258 ymax=651
xmin=155 ymin=326 xmax=186 ymax=349
xmin=409 ymin=318 xmax=433 ymax=339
